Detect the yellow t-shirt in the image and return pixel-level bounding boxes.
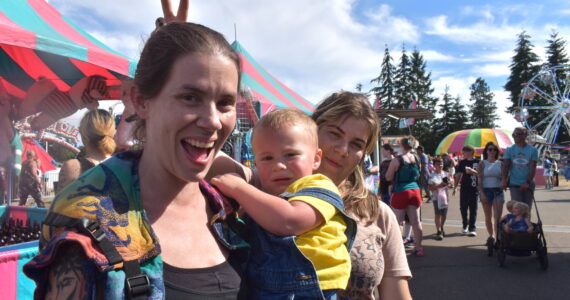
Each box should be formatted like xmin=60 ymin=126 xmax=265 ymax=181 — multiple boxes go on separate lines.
xmin=285 ymin=174 xmax=351 ymax=290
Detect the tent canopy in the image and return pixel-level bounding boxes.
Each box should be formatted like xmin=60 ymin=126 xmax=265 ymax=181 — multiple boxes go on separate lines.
xmin=0 ymin=0 xmax=136 ymax=99
xmin=232 ymin=41 xmax=313 ymax=115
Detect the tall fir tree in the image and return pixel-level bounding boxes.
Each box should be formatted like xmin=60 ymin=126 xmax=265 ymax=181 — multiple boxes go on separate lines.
xmin=449 ymin=95 xmax=470 ymax=131
xmin=545 ymin=31 xmax=569 ymax=68
xmin=435 ymin=86 xmax=454 ymax=137
xmin=410 ymin=49 xmax=438 ymax=153
xmin=370 ymin=45 xmax=397 ymax=134
xmin=504 ymin=31 xmax=540 ymax=112
xmin=469 ymin=77 xmax=498 ymax=128
xmin=394 ymin=44 xmax=415 ymax=110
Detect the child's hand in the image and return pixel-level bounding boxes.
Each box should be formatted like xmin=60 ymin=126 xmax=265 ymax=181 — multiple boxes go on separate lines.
xmin=210 ymin=173 xmax=246 ymax=199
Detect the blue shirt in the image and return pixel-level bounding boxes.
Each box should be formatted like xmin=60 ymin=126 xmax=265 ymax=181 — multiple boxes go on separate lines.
xmin=504 ymin=144 xmax=538 ymax=186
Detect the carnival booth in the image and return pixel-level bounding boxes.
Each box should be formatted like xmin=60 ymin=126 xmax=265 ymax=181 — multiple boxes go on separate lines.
xmin=0 ymin=0 xmax=136 ymax=297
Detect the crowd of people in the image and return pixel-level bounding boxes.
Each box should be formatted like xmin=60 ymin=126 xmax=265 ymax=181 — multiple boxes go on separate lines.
xmin=374 ymin=126 xmax=567 ymax=261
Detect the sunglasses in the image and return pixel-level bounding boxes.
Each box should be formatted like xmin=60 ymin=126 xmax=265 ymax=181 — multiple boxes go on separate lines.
xmin=512 ymin=132 xmax=525 ymax=137
xmin=487 ymin=148 xmax=498 ymax=152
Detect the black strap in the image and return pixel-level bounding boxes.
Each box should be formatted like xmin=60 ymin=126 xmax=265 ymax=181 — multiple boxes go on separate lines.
xmin=124 ymin=260 xmax=151 ymax=300
xmin=44 ymin=213 xmax=123 ymax=265
xmin=44 ymin=213 xmax=151 ymax=298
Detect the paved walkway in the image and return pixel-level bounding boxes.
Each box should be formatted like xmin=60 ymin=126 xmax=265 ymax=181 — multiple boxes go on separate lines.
xmin=408 ymin=186 xmax=570 ymax=300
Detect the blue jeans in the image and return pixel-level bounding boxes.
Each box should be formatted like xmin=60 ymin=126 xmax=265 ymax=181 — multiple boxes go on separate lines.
xmin=483 ymin=188 xmax=504 ymax=203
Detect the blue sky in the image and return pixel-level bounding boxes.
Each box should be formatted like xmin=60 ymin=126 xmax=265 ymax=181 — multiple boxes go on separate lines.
xmin=51 ymin=0 xmax=570 ymax=131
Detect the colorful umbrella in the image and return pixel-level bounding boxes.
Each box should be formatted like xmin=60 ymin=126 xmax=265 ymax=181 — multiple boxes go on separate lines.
xmin=232 ymin=41 xmax=314 ymax=115
xmin=435 ymin=128 xmax=514 ymax=155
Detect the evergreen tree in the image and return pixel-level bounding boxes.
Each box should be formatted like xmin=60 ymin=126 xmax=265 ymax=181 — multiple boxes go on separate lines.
xmin=394 ymin=44 xmax=414 ymax=110
xmin=370 ymin=45 xmax=397 ymax=134
xmin=370 ymin=45 xmax=396 ymax=110
xmin=435 ymin=86 xmax=454 ymax=137
xmin=410 ymin=49 xmax=438 ymax=153
xmin=504 ymin=31 xmax=540 ymax=112
xmin=449 ymin=95 xmax=469 ymax=131
xmin=469 ymin=77 xmax=498 ymax=128
xmin=545 ymin=31 xmax=569 ymax=68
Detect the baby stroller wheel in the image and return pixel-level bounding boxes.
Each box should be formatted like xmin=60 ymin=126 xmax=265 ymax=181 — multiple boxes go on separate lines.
xmin=537 ymin=245 xmax=548 ymax=270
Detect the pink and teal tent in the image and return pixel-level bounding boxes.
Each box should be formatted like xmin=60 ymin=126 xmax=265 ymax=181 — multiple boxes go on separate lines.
xmin=232 ymin=41 xmax=314 ymax=115
xmin=0 ymin=0 xmax=136 ymax=100
xmin=436 ymin=128 xmax=514 ymax=155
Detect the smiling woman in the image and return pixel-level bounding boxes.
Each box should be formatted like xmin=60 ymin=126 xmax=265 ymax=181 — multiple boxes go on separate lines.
xmin=23 ymin=22 xmax=249 ymax=299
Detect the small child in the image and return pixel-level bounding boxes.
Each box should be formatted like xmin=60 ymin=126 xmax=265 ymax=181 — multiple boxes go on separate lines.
xmin=428 ymin=157 xmax=453 ymax=240
xmin=502 ymin=201 xmax=534 ymax=234
xmin=212 ymin=108 xmax=355 ymax=299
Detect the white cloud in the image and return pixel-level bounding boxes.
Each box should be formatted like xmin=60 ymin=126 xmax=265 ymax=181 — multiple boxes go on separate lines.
xmin=424 ymin=15 xmax=520 ymax=45
xmin=422 ymin=50 xmax=456 ymax=62
xmin=49 ymin=0 xmax=423 ymax=104
xmin=493 ymin=90 xmax=520 ymax=130
xmin=472 ymin=63 xmax=510 ymax=77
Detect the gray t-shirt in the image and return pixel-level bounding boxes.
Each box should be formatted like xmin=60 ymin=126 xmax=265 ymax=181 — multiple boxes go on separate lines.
xmin=481 ymin=160 xmax=502 ymax=188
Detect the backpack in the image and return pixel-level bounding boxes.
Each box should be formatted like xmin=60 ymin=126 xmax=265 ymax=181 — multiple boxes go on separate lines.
xmin=394 ymin=153 xmax=421 ymax=185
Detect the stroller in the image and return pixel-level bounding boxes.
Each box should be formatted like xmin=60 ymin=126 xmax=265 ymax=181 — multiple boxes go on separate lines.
xmin=494 ymin=197 xmax=548 ymax=270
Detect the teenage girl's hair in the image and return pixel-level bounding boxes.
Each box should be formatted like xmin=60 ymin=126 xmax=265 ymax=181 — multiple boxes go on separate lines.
xmin=253 ymin=108 xmax=317 ymax=147
xmin=400 ymin=136 xmax=415 ymax=150
xmin=483 ymin=141 xmax=500 ymax=160
xmin=133 ymin=22 xmax=241 ymax=141
xmin=79 ymin=109 xmax=116 ymax=156
xmin=312 ymin=91 xmax=380 ymax=223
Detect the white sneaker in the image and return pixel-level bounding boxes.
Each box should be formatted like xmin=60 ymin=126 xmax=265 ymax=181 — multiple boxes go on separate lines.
xmin=468 ymin=231 xmax=477 ymax=237
xmin=462 ymin=228 xmax=469 ymax=235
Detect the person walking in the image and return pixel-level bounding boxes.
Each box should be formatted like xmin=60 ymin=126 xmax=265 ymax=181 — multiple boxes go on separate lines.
xmin=386 ymin=137 xmax=424 ymax=256
xmin=18 ymin=149 xmax=44 ymax=207
xmin=417 ymin=146 xmax=431 ymax=203
xmin=478 ymin=142 xmax=504 ymax=248
xmin=501 ymin=127 xmax=538 ymax=210
xmin=379 ymin=144 xmax=395 ymax=205
xmin=453 ymin=145 xmax=480 ymax=236
xmin=543 ymin=150 xmax=554 ymax=189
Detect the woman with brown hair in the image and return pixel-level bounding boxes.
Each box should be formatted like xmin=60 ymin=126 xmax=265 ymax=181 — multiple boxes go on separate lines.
xmin=18 ymin=149 xmax=44 ymax=207
xmin=478 ymin=141 xmax=504 ymax=250
xmin=57 ymin=109 xmax=116 ymax=190
xmin=386 ymin=136 xmax=424 ymax=257
xmin=24 ymin=22 xmax=247 ymax=299
xmin=313 ymin=92 xmax=412 ymax=299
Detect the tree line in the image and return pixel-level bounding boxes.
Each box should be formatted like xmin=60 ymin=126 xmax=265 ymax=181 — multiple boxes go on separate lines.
xmin=367 ymin=31 xmax=570 ymax=154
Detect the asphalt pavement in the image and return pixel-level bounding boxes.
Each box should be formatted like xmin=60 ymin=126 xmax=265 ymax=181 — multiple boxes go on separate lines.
xmin=408 ymin=184 xmax=570 ymax=300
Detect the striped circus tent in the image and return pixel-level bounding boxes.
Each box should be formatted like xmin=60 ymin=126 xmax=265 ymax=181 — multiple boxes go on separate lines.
xmin=436 ymin=128 xmax=514 ymax=155
xmin=232 ymin=41 xmax=314 ymax=115
xmin=0 ymin=0 xmax=136 ymax=100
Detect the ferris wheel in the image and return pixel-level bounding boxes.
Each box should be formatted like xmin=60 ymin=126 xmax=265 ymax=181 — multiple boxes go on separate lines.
xmin=515 ymin=65 xmax=570 ymax=149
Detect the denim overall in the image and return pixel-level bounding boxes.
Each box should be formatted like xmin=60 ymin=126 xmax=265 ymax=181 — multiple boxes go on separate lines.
xmin=246 ymin=187 xmax=357 ymax=299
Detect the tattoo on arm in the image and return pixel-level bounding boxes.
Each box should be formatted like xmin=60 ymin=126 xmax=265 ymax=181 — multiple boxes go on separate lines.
xmin=46 ymin=243 xmax=97 ymax=300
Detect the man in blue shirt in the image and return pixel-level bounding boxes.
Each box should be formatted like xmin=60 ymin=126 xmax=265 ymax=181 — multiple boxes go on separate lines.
xmin=501 ymin=127 xmax=538 ymax=209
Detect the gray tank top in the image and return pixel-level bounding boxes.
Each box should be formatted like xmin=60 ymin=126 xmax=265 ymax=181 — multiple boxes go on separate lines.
xmin=482 ymin=160 xmax=502 ymax=188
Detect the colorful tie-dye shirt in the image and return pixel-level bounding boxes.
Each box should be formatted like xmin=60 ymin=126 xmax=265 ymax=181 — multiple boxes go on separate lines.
xmin=23 ymin=150 xmax=248 ymax=299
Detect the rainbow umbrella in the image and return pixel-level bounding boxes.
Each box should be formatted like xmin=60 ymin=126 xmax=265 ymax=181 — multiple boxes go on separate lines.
xmin=435 ymin=128 xmax=514 ymax=155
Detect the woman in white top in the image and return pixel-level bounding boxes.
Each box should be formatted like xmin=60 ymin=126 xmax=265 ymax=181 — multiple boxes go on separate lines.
xmin=477 ymin=142 xmax=504 ymax=249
